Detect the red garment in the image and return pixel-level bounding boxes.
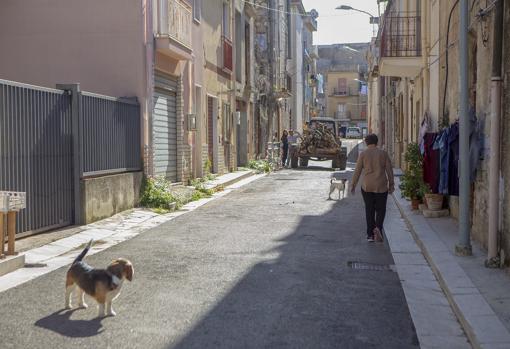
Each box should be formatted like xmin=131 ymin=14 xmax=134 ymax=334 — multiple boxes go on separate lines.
xmin=423 ymin=133 xmax=440 ymax=193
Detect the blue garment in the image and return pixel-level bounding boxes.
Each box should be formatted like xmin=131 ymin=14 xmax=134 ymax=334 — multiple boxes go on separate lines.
xmin=433 ymin=128 xmax=450 ymax=195
xmin=448 ymin=122 xmax=460 ymax=196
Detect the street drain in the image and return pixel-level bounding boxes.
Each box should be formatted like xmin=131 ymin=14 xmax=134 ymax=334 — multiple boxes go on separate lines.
xmin=347 ymin=261 xmax=395 ymax=272
xmin=24 ymin=263 xmax=48 ymax=268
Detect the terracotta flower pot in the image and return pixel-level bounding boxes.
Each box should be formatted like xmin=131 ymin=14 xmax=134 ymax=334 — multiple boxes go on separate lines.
xmin=411 ymin=198 xmax=420 ymax=210
xmin=425 ymin=193 xmax=443 ymax=211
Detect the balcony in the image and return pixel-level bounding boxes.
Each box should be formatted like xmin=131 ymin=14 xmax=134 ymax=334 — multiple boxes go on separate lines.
xmin=378 ymin=13 xmax=423 ymax=77
xmin=330 ymin=87 xmax=357 ymax=97
xmin=310 ymin=45 xmax=319 ymax=59
xmin=222 ymin=36 xmax=233 ymax=72
xmin=304 ymin=16 xmax=318 ymax=32
xmin=156 ymin=0 xmax=193 ymax=60
xmin=335 ymin=111 xmax=351 ymax=121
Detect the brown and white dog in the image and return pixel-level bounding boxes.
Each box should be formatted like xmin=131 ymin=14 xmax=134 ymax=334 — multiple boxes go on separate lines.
xmin=65 ymin=240 xmax=133 ymax=317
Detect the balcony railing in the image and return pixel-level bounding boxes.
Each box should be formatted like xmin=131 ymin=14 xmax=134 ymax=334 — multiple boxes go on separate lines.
xmin=332 ymin=88 xmax=348 ymax=96
xmin=380 ymin=14 xmax=421 ymax=57
xmin=335 ymin=111 xmax=351 ymax=120
xmin=222 ymin=36 xmax=233 ymax=72
xmin=168 ymin=0 xmax=192 ymax=48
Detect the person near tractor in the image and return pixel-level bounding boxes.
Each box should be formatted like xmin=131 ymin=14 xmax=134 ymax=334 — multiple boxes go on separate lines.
xmin=281 ymin=130 xmax=289 ymax=167
xmin=286 ymin=130 xmax=301 ymax=168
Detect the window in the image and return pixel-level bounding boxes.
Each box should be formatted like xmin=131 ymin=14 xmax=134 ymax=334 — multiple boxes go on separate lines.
xmin=222 ymin=2 xmax=230 ymax=38
xmin=223 ymin=103 xmax=231 ymax=143
xmin=337 ymin=78 xmax=347 ymax=94
xmin=193 ymin=0 xmax=201 ymax=22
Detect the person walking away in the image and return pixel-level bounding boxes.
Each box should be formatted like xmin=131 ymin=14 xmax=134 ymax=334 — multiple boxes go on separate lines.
xmin=350 ymin=134 xmax=394 ymax=242
xmin=281 ymin=130 xmax=289 ymax=167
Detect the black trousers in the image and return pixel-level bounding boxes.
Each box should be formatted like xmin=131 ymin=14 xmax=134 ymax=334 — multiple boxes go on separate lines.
xmin=282 ymin=145 xmax=289 ymax=166
xmin=361 ymin=189 xmax=388 ymax=237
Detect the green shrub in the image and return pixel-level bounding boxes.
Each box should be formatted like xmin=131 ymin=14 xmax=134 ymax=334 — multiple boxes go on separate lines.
xmin=248 ymin=159 xmax=272 ymax=173
xmin=140 ymin=176 xmax=177 ymax=210
xmin=400 ymin=143 xmax=428 ymax=200
xmin=204 ymin=159 xmax=212 ymax=174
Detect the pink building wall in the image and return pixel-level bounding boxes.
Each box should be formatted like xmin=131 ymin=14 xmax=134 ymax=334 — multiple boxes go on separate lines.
xmin=0 ymin=0 xmax=148 ymax=101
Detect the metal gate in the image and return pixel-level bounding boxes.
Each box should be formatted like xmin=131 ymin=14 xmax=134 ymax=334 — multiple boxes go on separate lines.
xmin=0 ymin=80 xmax=74 ymax=237
xmin=0 ymin=79 xmax=141 ymax=237
xmin=153 ymin=71 xmax=178 ymax=182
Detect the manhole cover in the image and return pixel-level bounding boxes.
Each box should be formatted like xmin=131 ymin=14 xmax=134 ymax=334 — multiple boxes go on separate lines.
xmin=347 ymin=261 xmax=395 ymax=272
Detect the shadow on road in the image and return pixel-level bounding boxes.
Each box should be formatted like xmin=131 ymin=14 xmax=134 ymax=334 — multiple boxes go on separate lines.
xmin=35 ymin=309 xmax=104 ymax=338
xmin=347 ymin=142 xmax=365 ymax=163
xmin=168 ymin=177 xmax=419 ymax=349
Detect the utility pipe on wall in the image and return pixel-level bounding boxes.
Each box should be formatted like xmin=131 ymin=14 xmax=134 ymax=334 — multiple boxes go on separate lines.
xmin=456 ymin=0 xmax=472 ymax=256
xmin=487 ymin=0 xmax=504 ymax=266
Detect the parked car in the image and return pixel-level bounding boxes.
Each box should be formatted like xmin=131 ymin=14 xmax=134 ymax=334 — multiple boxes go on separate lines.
xmin=346 ymin=127 xmax=362 ymax=139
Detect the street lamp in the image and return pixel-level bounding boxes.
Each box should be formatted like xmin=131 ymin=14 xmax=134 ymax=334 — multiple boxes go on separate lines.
xmin=335 ymin=5 xmax=379 ymax=35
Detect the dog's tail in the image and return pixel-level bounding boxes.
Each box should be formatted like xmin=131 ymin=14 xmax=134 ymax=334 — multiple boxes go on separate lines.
xmin=73 ymin=239 xmax=93 ymax=264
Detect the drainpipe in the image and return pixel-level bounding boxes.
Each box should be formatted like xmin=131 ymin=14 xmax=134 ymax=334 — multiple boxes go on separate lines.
xmin=456 ymin=0 xmax=472 ymax=256
xmin=487 ymin=0 xmax=504 ymax=266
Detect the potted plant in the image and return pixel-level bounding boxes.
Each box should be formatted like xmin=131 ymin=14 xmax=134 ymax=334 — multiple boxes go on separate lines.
xmin=425 ymin=191 xmax=444 ymax=211
xmin=400 ymin=143 xmax=427 ymax=210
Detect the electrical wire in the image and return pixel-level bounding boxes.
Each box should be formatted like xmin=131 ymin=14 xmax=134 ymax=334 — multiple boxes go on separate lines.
xmin=442 ymin=0 xmax=460 ymax=126
xmin=242 ymin=0 xmax=310 ymax=17
xmin=241 ymin=0 xmax=357 ymax=18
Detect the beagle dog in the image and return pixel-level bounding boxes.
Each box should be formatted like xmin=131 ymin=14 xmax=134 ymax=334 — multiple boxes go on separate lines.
xmin=65 ymin=240 xmax=133 ymax=317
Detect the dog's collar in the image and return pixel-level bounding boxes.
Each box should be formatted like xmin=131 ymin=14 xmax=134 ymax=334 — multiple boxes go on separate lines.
xmin=112 ymin=275 xmax=121 ymax=287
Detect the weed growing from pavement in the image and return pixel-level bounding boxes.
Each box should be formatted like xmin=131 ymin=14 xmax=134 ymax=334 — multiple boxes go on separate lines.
xmin=248 ymin=160 xmax=272 ymax=173
xmin=140 ymin=176 xmax=178 ymax=211
xmin=141 ymin=174 xmax=225 ymax=214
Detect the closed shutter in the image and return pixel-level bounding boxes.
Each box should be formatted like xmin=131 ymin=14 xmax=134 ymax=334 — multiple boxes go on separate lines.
xmin=153 ymin=71 xmax=178 ymax=182
xmin=207 ymin=96 xmax=214 ymax=163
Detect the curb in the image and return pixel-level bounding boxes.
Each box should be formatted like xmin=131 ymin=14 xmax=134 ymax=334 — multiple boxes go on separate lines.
xmin=214 ymin=170 xmax=256 ymax=189
xmin=392 ymin=193 xmax=510 ymax=349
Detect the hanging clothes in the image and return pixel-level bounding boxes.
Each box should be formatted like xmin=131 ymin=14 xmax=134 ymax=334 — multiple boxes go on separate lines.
xmin=423 ymin=132 xmax=440 ymax=193
xmin=448 ymin=122 xmax=460 ymax=196
xmin=419 ymin=112 xmax=431 ymax=155
xmin=433 ymin=128 xmax=450 ymax=195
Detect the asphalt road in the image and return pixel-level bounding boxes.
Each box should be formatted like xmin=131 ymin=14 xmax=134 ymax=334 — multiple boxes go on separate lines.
xmin=0 ymin=162 xmax=418 ymax=349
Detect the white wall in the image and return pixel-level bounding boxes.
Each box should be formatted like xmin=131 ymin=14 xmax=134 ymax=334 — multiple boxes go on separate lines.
xmin=290 ymin=11 xmax=304 ymax=133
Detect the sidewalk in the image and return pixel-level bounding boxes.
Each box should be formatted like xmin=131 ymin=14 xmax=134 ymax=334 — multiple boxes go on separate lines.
xmin=392 ymin=177 xmax=510 ymax=349
xmin=0 ymin=170 xmax=263 ymax=293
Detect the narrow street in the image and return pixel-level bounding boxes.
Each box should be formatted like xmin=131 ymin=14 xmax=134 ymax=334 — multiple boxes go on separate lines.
xmin=0 ymin=162 xmax=419 ymax=349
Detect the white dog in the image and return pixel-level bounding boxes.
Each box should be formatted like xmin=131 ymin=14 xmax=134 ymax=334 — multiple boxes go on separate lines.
xmin=329 ymin=178 xmax=347 ymax=200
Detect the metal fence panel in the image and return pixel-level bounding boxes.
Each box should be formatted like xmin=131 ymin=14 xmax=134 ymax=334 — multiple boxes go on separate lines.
xmin=0 ymin=80 xmax=74 ymax=236
xmin=81 ymin=92 xmax=142 ymax=177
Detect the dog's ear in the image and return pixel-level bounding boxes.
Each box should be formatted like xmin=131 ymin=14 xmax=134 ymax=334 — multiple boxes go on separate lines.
xmin=125 ymin=263 xmax=134 ymax=281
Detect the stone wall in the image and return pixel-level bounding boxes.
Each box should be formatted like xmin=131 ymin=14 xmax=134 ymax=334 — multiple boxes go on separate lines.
xmin=81 ymin=172 xmax=143 ymax=224
xmin=202 ymin=145 xmax=210 ymax=174
xmin=437 ymin=0 xmax=494 ymax=251
xmin=500 ymin=1 xmax=510 ymax=264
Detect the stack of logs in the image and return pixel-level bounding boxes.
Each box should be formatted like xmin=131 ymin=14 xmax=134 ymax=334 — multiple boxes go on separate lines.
xmin=299 ymin=123 xmax=340 ymax=154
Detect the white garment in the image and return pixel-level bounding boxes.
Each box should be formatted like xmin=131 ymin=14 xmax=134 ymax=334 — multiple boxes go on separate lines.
xmin=418 ymin=112 xmax=431 ymax=154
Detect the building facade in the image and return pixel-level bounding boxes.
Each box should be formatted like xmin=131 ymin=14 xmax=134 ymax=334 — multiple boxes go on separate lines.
xmin=370 ymin=0 xmax=510 ymax=265
xmin=317 ymin=44 xmax=369 ymax=129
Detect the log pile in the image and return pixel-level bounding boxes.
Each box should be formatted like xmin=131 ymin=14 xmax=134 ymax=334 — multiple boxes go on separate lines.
xmin=298 ymin=123 xmax=340 ymax=154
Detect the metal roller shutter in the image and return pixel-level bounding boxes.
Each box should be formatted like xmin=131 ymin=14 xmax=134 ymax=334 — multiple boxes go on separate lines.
xmin=153 ymin=71 xmax=178 ymax=182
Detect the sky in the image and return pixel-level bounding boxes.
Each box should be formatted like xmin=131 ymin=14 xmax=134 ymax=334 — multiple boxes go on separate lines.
xmin=301 ymin=0 xmax=382 ymax=45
